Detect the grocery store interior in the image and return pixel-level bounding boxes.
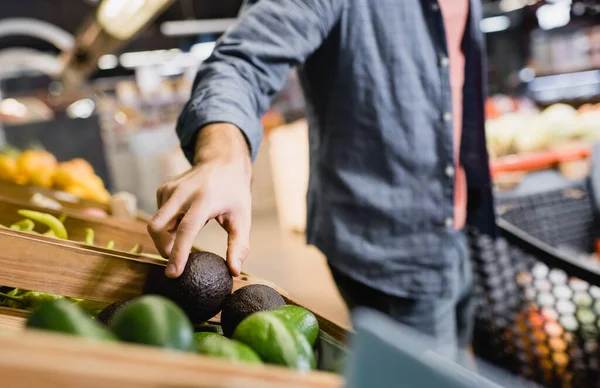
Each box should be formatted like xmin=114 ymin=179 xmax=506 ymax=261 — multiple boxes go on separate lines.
xmin=0 ymin=0 xmax=599 ymax=387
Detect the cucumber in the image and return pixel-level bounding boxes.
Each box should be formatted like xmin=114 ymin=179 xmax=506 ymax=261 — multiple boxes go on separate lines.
xmin=26 ymin=299 xmax=115 ymax=342
xmin=194 ymin=332 xmax=262 ymax=365
xmin=233 ymin=311 xmax=315 ymax=371
xmin=110 ymin=295 xmax=194 ymax=351
xmin=271 ymin=305 xmax=319 ymax=346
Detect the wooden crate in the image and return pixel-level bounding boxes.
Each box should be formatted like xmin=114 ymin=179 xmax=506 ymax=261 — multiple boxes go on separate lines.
xmin=0 ymin=180 xmax=109 ymax=212
xmin=0 ymin=197 xmax=158 ymax=254
xmin=0 ymin=229 xmax=347 ymax=387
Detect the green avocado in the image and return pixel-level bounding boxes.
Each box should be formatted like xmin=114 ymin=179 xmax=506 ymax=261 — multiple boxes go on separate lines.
xmin=110 ymin=295 xmax=194 ymax=351
xmin=194 ymin=332 xmax=263 ymax=365
xmin=233 ymin=311 xmax=315 ymax=371
xmin=144 ymin=251 xmax=233 ymax=323
xmin=26 ymin=299 xmax=115 ymax=342
xmin=220 ymin=284 xmax=285 ymax=337
xmin=271 ymin=305 xmax=319 ymax=346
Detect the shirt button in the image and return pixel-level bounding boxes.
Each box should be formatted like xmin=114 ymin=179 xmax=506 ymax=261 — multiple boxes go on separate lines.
xmin=431 ymin=3 xmax=440 ymax=11
xmin=445 ymin=217 xmax=454 ymax=229
xmin=443 ymin=112 xmax=452 ymax=122
xmin=445 ymin=165 xmax=455 ymax=177
xmin=440 ymin=56 xmax=449 ymax=67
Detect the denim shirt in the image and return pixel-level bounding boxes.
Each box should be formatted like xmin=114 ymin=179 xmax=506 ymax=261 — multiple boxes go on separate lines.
xmin=177 ymin=0 xmax=496 ymax=298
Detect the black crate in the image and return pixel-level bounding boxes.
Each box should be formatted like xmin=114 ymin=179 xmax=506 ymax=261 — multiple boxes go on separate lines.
xmin=471 ymin=182 xmax=600 ymax=387
xmin=497 ymin=182 xmax=597 ymax=254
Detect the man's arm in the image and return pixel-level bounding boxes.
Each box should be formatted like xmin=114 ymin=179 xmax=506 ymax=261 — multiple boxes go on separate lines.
xmin=149 ymin=0 xmax=344 ymax=278
xmin=178 ymin=0 xmax=344 ymax=162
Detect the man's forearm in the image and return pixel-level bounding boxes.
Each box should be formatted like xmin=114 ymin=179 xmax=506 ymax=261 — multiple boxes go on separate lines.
xmin=193 ymin=124 xmax=252 ymax=178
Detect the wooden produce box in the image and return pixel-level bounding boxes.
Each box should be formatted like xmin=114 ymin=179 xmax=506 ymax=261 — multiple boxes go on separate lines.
xmin=0 ymin=228 xmax=348 ymax=387
xmin=0 ymin=197 xmax=158 ymax=254
xmin=0 ymin=180 xmax=109 ymax=212
xmin=0 ymin=180 xmax=150 ymax=227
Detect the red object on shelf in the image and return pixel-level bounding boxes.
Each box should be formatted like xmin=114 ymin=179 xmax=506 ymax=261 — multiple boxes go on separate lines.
xmin=490 ymin=146 xmax=591 ymax=178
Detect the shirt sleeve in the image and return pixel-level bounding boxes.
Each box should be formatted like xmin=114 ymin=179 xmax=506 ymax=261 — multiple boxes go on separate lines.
xmin=176 ymin=0 xmax=345 ymax=163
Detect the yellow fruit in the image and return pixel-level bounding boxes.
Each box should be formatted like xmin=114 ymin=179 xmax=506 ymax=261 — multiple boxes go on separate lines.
xmin=28 ymin=166 xmax=56 ymax=189
xmin=14 ymin=174 xmax=28 ymax=185
xmin=0 ymin=155 xmax=17 ymax=181
xmin=68 ymin=158 xmax=95 ymax=176
xmin=17 ymin=150 xmax=57 ymax=178
xmin=65 ymin=183 xmax=111 ymax=204
xmin=87 ymin=188 xmax=111 ymax=203
xmin=53 ymin=159 xmax=98 ymax=190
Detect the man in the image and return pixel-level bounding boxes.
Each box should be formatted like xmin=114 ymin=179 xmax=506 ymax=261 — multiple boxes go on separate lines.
xmin=148 ymin=0 xmax=495 ymax=358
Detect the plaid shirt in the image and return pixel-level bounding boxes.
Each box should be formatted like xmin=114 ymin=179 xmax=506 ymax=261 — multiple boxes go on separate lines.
xmin=177 ymin=0 xmax=496 ymax=298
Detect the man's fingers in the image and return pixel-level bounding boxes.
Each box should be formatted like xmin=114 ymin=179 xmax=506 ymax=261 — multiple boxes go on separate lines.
xmin=148 ymin=195 xmax=184 ymax=258
xmin=224 ymin=210 xmax=251 ymax=277
xmin=167 ymin=202 xmax=210 ymax=278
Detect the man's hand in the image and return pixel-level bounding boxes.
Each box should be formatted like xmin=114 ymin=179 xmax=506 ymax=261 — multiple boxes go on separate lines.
xmin=148 ymin=123 xmax=252 ymax=278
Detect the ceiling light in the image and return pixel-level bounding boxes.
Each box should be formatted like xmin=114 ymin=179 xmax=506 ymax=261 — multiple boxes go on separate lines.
xmin=499 ymin=0 xmax=527 ymax=12
xmin=119 ymin=49 xmax=182 ymax=68
xmin=0 ymin=98 xmax=27 ymax=117
xmin=518 ymin=67 xmax=535 ymax=83
xmin=480 ymin=16 xmax=511 ymax=33
xmin=190 ymin=42 xmax=216 ymax=62
xmin=537 ymin=2 xmax=572 ymax=30
xmin=66 ymin=98 xmax=95 ymax=119
xmin=97 ymin=0 xmax=173 ymax=40
xmin=160 ymin=19 xmax=237 ymax=36
xmin=98 ymin=54 xmax=118 ymax=70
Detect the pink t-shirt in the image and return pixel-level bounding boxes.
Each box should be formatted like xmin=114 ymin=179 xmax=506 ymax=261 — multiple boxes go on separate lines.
xmin=438 ymin=0 xmax=469 ymax=231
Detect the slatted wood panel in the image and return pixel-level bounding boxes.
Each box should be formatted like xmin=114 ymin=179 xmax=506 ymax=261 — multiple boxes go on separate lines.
xmin=0 ymin=197 xmax=158 ymax=253
xmin=0 ymin=229 xmax=288 ymax=303
xmin=0 ymin=330 xmax=343 ymax=388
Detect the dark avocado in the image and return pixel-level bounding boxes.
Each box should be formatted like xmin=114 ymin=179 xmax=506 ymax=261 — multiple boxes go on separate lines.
xmin=220 ymin=284 xmax=285 ymax=337
xmin=96 ymin=299 xmax=132 ymax=325
xmin=143 ymin=251 xmax=233 ymax=323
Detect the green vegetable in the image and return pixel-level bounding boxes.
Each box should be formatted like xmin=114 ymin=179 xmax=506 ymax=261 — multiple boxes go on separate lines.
xmin=106 ymin=240 xmax=115 ymax=249
xmin=10 ymin=219 xmax=35 ymax=232
xmin=0 ymin=290 xmax=63 ymax=310
xmin=26 ymin=299 xmax=116 ymax=341
xmin=58 ymin=213 xmax=67 ymax=223
xmin=195 ymin=322 xmax=223 ymax=334
xmin=84 ymin=228 xmax=95 ymax=245
xmin=194 ymin=332 xmax=263 ymax=365
xmin=110 ymin=295 xmax=194 ymax=351
xmin=129 ymin=243 xmax=141 ymax=254
xmin=17 ymin=210 xmax=68 ymax=239
xmin=71 ymin=298 xmax=109 ymax=315
xmin=271 ymin=305 xmax=319 ymax=346
xmin=233 ymin=311 xmax=315 ymax=371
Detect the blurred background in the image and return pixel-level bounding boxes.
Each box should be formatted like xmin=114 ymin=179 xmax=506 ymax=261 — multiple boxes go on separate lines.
xmin=0 ymin=1 xmax=599 ymax=385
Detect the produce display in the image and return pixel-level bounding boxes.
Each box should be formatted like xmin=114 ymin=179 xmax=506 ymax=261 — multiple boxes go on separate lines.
xmin=0 ymin=207 xmax=163 ymax=312
xmin=14 ymin=251 xmax=330 ymax=372
xmin=2 ymin=207 xmax=158 ymax=255
xmin=0 ymin=149 xmax=110 ymax=203
xmin=486 ymin=103 xmax=600 ymax=159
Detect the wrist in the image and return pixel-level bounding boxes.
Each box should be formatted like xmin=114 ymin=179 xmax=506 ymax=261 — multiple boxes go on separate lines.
xmin=193 ymin=123 xmax=251 ymax=169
